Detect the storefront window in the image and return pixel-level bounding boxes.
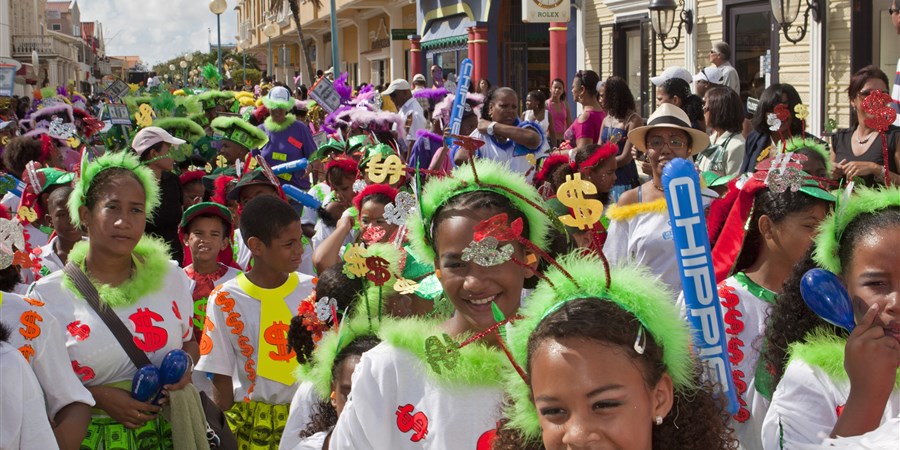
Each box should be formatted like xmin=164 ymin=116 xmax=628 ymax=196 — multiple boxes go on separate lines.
xmin=726 ymin=1 xmax=778 ymax=101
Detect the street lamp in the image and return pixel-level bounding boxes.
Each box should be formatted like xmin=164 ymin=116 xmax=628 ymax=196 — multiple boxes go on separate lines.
xmin=648 ymin=0 xmax=693 ymax=51
xmin=770 ymin=0 xmax=823 ymax=44
xmin=180 ymin=60 xmax=188 ymax=87
xmin=168 ymin=64 xmax=176 ymax=83
xmin=238 ymin=40 xmax=247 ymax=86
xmin=209 ymin=0 xmax=228 ymax=89
xmin=263 ymin=22 xmax=279 ymax=81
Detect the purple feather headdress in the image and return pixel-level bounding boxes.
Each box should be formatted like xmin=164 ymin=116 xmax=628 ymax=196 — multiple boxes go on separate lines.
xmin=322 ymin=104 xmax=355 ymax=134
xmin=21 ymin=103 xmax=74 ymax=132
xmin=348 ymin=108 xmax=406 ymax=142
xmin=333 ymin=72 xmax=352 ymax=104
xmin=413 ymin=87 xmax=449 ymax=101
xmin=416 ymin=129 xmax=443 ymax=142
xmin=432 ymin=92 xmax=485 ymax=126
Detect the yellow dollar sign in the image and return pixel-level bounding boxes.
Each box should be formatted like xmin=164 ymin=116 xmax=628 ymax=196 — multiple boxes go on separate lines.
xmin=216 ymin=155 xmax=227 ymax=168
xmin=525 ymin=154 xmax=537 ymax=167
xmin=247 ymin=157 xmax=258 ymax=171
xmin=556 ymin=173 xmax=603 ymax=230
xmin=366 ymin=154 xmax=405 ymax=185
xmin=17 ymin=206 xmax=37 ymax=223
xmin=67 ymin=136 xmax=81 ymax=148
xmin=135 ymin=104 xmax=155 ymax=128
xmin=1 ymin=136 xmax=9 ymax=146
xmin=343 ymin=244 xmax=369 ymax=278
xmin=393 ymin=278 xmax=420 ymax=295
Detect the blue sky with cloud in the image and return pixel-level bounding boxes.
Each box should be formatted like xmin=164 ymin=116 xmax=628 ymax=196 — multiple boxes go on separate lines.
xmin=79 ymin=0 xmax=239 ymax=65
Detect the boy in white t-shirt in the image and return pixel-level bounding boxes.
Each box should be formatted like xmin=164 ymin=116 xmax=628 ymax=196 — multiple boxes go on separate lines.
xmin=197 ymin=195 xmax=315 ymax=449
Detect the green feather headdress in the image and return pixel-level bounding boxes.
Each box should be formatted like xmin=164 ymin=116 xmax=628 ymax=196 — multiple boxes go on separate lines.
xmin=783 ymin=136 xmax=832 ymax=175
xmin=813 ymin=185 xmax=900 ymax=274
xmin=68 ymin=151 xmax=161 ymax=227
xmin=197 ymin=89 xmax=234 ymax=111
xmin=296 ymin=315 xmax=379 ymax=399
xmin=407 ymin=159 xmax=550 ymax=262
xmin=152 ymin=117 xmax=206 ymax=144
xmin=503 ymin=253 xmax=694 ymax=441
xmin=211 ymin=116 xmax=269 ymax=150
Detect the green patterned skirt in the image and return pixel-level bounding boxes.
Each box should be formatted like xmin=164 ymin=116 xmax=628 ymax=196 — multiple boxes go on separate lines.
xmin=81 ymin=416 xmax=173 ymax=450
xmin=225 ymin=400 xmax=289 ymax=450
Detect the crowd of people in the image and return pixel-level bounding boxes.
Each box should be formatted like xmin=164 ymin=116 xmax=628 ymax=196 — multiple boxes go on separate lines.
xmin=0 ymin=11 xmax=899 ymax=450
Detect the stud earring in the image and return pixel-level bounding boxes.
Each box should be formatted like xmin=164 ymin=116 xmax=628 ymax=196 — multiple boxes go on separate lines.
xmin=654 ymin=415 xmax=663 ymax=425
xmin=434 ymin=269 xmax=441 ymax=279
xmin=330 ymin=391 xmax=336 ymax=400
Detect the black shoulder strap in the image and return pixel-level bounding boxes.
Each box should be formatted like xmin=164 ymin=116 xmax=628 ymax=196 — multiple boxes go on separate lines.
xmin=63 ymin=262 xmax=152 ymax=368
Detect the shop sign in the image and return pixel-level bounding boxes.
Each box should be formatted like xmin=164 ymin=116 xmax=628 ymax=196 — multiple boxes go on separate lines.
xmin=522 ymin=0 xmax=570 ymax=22
xmin=391 ymin=29 xmax=416 ymax=40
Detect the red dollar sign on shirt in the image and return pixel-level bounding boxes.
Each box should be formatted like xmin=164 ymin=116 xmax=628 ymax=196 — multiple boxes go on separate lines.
xmin=264 ymin=321 xmax=295 ymax=361
xmin=71 ymin=360 xmax=95 ymax=382
xmin=129 ymin=308 xmax=168 ymax=352
xmin=396 ymin=404 xmax=429 ymax=442
xmin=18 ymin=310 xmax=43 ymax=340
xmin=67 ymin=320 xmax=91 ymax=341
xmin=366 ymin=256 xmax=391 ymax=286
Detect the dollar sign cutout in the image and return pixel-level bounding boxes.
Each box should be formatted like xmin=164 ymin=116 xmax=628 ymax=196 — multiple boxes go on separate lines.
xmin=17 ymin=206 xmax=37 ymax=223
xmin=396 ymin=404 xmax=429 ymax=442
xmin=264 ymin=321 xmax=295 ymax=362
xmin=394 ymin=278 xmax=420 ymax=295
xmin=216 ymin=154 xmax=227 ymax=168
xmin=366 ymin=153 xmax=406 ymax=184
xmin=424 ymin=333 xmax=460 ymax=375
xmin=18 ymin=344 xmax=35 ymax=362
xmin=556 ymin=173 xmax=603 ymax=230
xmin=71 ymin=360 xmax=96 ymax=382
xmin=199 ymin=319 xmax=215 ymax=355
xmin=67 ymin=136 xmax=81 ymax=148
xmin=366 ymin=256 xmax=391 ymax=286
xmin=129 ymin=308 xmax=168 ymax=352
xmin=1 ymin=135 xmax=9 ymax=146
xmin=66 ymin=320 xmax=91 ymax=341
xmin=193 ymin=298 xmax=208 ymax=330
xmin=135 ymin=104 xmax=155 ymax=127
xmin=18 ymin=310 xmax=42 ymax=340
xmin=342 ymin=244 xmax=369 ymax=278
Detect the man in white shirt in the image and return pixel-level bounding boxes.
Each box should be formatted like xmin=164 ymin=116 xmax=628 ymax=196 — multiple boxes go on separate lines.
xmin=709 ymin=42 xmax=740 ymax=95
xmin=382 ymin=79 xmax=427 ymax=156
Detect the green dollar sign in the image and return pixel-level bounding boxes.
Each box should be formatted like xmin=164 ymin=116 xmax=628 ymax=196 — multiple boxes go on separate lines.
xmin=424 ymin=333 xmax=459 ymax=375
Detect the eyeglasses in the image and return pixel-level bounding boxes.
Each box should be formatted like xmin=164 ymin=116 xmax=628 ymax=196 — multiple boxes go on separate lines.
xmin=858 ymin=89 xmax=890 ymax=98
xmin=889 ymin=7 xmax=900 ymax=15
xmin=648 ymin=136 xmax=688 ymax=150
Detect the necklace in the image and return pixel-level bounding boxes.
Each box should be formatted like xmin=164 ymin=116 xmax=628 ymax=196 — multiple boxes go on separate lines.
xmin=856 ymin=129 xmax=876 ymax=145
xmin=652 ymin=182 xmax=664 ymax=192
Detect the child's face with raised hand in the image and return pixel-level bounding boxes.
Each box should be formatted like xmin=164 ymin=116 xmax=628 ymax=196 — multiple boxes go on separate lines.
xmin=359 ymin=200 xmax=397 ymax=243
xmin=844 ymin=224 xmax=900 ymax=342
xmin=433 ymin=209 xmax=534 ymax=334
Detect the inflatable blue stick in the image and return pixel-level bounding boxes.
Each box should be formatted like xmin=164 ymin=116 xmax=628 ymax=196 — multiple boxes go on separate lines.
xmin=444 ymin=58 xmax=473 ymax=155
xmin=662 ymin=158 xmax=739 ymax=415
xmin=271 ymin=158 xmax=308 ymax=176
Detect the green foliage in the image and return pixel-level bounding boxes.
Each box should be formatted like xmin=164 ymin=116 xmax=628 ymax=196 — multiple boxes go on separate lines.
xmin=230 ymin=68 xmax=263 ymax=87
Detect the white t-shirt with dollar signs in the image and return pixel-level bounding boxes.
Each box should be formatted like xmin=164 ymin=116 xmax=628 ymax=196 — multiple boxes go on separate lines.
xmin=196 ymin=271 xmax=315 ymax=404
xmin=28 ymin=262 xmax=194 ymax=387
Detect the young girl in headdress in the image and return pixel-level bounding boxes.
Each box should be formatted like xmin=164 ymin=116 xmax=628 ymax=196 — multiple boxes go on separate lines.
xmin=761 ymin=186 xmax=900 ymax=448
xmin=329 ymin=159 xmax=550 ymax=448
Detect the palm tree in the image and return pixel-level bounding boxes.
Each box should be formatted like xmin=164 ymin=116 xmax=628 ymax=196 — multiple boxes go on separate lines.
xmin=268 ymin=0 xmax=322 ymax=83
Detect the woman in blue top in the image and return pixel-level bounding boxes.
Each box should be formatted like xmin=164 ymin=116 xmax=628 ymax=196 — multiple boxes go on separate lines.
xmin=599 ymin=76 xmax=642 ymax=202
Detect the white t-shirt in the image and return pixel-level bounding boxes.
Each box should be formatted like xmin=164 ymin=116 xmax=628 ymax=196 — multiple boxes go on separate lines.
xmin=399 ymin=97 xmax=427 ymax=144
xmin=23 ymin=222 xmax=50 ymax=251
xmin=469 ymin=120 xmax=546 ymax=177
xmin=605 ymin=198 xmax=681 ymax=298
xmin=761 ymin=343 xmax=900 ymax=449
xmin=280 ymin=380 xmax=323 ymax=449
xmin=0 ymin=291 xmax=95 ymax=417
xmin=294 ymin=431 xmax=328 ymax=450
xmin=186 ymin=264 xmax=241 ymax=394
xmin=330 ymin=342 xmax=504 ymax=449
xmin=29 ymin=263 xmax=194 ymax=387
xmin=196 ymin=272 xmax=315 ymax=404
xmin=0 ymin=341 xmax=60 ymax=450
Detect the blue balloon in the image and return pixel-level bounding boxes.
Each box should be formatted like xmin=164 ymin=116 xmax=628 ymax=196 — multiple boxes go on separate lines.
xmin=159 ymin=349 xmax=191 ymax=386
xmin=271 ymin=158 xmax=308 ymax=176
xmin=282 ymin=184 xmax=322 ymax=209
xmin=800 ymin=268 xmax=855 ymax=332
xmin=131 ymin=364 xmax=161 ymax=402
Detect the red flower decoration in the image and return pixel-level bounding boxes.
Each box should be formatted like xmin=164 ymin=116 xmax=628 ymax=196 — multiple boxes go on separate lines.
xmin=473 ymin=213 xmax=524 ymax=242
xmin=773 ymin=103 xmax=790 ymax=122
xmin=861 ymin=90 xmax=896 ymax=133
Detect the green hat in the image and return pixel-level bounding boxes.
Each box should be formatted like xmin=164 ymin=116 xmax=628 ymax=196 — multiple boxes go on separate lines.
xmin=179 ymin=201 xmax=233 ymax=235
xmin=211 ymin=116 xmax=269 ymax=151
xmin=152 ymin=117 xmax=206 ymax=144
xmin=503 ymin=253 xmax=694 ymax=442
xmin=226 ymin=169 xmax=278 ymax=202
xmin=309 ymin=137 xmax=345 ymax=162
xmin=197 ymin=90 xmax=238 ymax=111
xmin=37 ymin=168 xmax=75 ymax=193
xmin=701 ymin=171 xmax=736 ymax=189
xmin=357 ymin=143 xmax=396 ymax=171
xmin=189 ymin=112 xmax=210 ymax=128
xmin=69 ymin=151 xmax=160 ymax=227
xmin=348 ymin=134 xmax=368 ymax=151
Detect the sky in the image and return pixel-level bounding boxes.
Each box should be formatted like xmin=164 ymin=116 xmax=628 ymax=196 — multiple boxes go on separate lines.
xmin=78 ymin=0 xmax=240 ymax=66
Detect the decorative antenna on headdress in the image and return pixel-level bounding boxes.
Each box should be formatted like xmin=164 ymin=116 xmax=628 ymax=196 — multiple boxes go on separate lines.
xmin=860 ymin=90 xmax=896 ymax=186
xmin=766 ymin=103 xmax=791 ymax=153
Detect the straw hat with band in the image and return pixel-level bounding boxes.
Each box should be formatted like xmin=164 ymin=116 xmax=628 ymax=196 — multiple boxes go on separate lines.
xmin=628 ymin=103 xmax=709 ymax=156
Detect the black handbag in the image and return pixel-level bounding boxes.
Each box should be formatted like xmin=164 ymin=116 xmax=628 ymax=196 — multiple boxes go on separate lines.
xmin=64 ymin=262 xmax=238 ymax=450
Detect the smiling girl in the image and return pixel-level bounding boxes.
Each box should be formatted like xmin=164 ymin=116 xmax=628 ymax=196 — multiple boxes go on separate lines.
xmin=329 ymin=159 xmax=550 ymax=449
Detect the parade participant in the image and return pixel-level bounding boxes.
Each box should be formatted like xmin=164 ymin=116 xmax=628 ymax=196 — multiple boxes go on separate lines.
xmin=701 ymin=161 xmax=833 ymax=448
xmin=211 ymin=115 xmax=270 ymax=166
xmin=655 ymin=77 xmax=705 ymax=131
xmin=492 ymin=253 xmax=737 ymax=450
xmin=197 ymin=195 xmax=316 ymax=449
xmin=259 ymin=86 xmax=318 ymax=191
xmin=312 ymin=184 xmax=399 ymax=273
xmin=458 ymin=88 xmax=545 ymax=175
xmin=310 ymin=156 xmax=358 ymax=251
xmin=280 ymin=264 xmax=366 ymax=449
xmin=547 ymin=78 xmax=571 ymax=148
xmin=696 ymin=86 xmax=746 ymax=177
xmin=131 ymin=126 xmax=187 ymax=265
xmin=226 ymin=169 xmax=282 ymax=270
xmin=1 ymin=135 xmax=65 ymax=211
xmin=35 ymin=185 xmax=84 ymax=274
xmin=606 ymin=104 xmax=710 ymax=296
xmin=522 ymin=90 xmax=549 ymax=138
xmin=565 ymin=70 xmax=607 ymax=148
xmin=383 ymin=79 xmax=427 ymax=151
xmin=598 ymin=76 xmax=642 ymax=201
xmin=330 ymin=159 xmax=550 ymax=448
xmin=739 ymin=83 xmax=812 ymax=173
xmin=15 ymin=167 xmax=74 ymax=255
xmin=28 ymin=151 xmax=197 ymax=449
xmin=421 ymin=92 xmax=484 ymax=172
xmin=533 ymin=143 xmax=618 ymax=206
xmin=761 ymin=186 xmax=900 ymax=448
xmin=179 ymin=169 xmax=206 ymax=211
xmin=830 ymin=65 xmax=899 ymax=186
xmin=0 ymin=209 xmax=94 ymax=449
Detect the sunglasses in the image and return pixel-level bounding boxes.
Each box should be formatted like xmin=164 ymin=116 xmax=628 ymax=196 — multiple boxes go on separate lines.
xmin=858 ymin=89 xmax=890 ymax=97
xmin=889 ymin=7 xmax=900 ymax=14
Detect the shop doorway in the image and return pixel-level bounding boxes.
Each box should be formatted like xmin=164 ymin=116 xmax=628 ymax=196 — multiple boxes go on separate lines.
xmin=725 ymin=0 xmax=780 ymax=102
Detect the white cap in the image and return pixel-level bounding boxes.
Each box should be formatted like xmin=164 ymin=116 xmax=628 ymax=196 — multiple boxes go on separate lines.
xmin=650 ymin=66 xmax=693 ymax=86
xmin=382 ymin=79 xmax=412 ymax=96
xmin=693 ymin=66 xmax=724 ymax=84
xmin=268 ymin=86 xmax=292 ymax=103
xmin=412 ymin=73 xmax=426 ymax=83
xmin=131 ymin=126 xmax=186 ymax=156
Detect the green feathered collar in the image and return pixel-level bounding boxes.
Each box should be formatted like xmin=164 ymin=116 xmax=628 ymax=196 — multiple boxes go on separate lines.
xmin=263 ymin=114 xmax=297 ymax=133
xmin=379 ymin=316 xmax=509 ymax=388
xmin=295 ymin=315 xmax=378 ymax=398
xmin=62 ymin=236 xmax=172 ymax=307
xmin=789 ymin=329 xmax=900 ymax=386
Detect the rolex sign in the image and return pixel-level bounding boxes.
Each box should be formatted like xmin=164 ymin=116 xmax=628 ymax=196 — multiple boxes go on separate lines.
xmin=522 ymin=0 xmax=570 ymax=22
